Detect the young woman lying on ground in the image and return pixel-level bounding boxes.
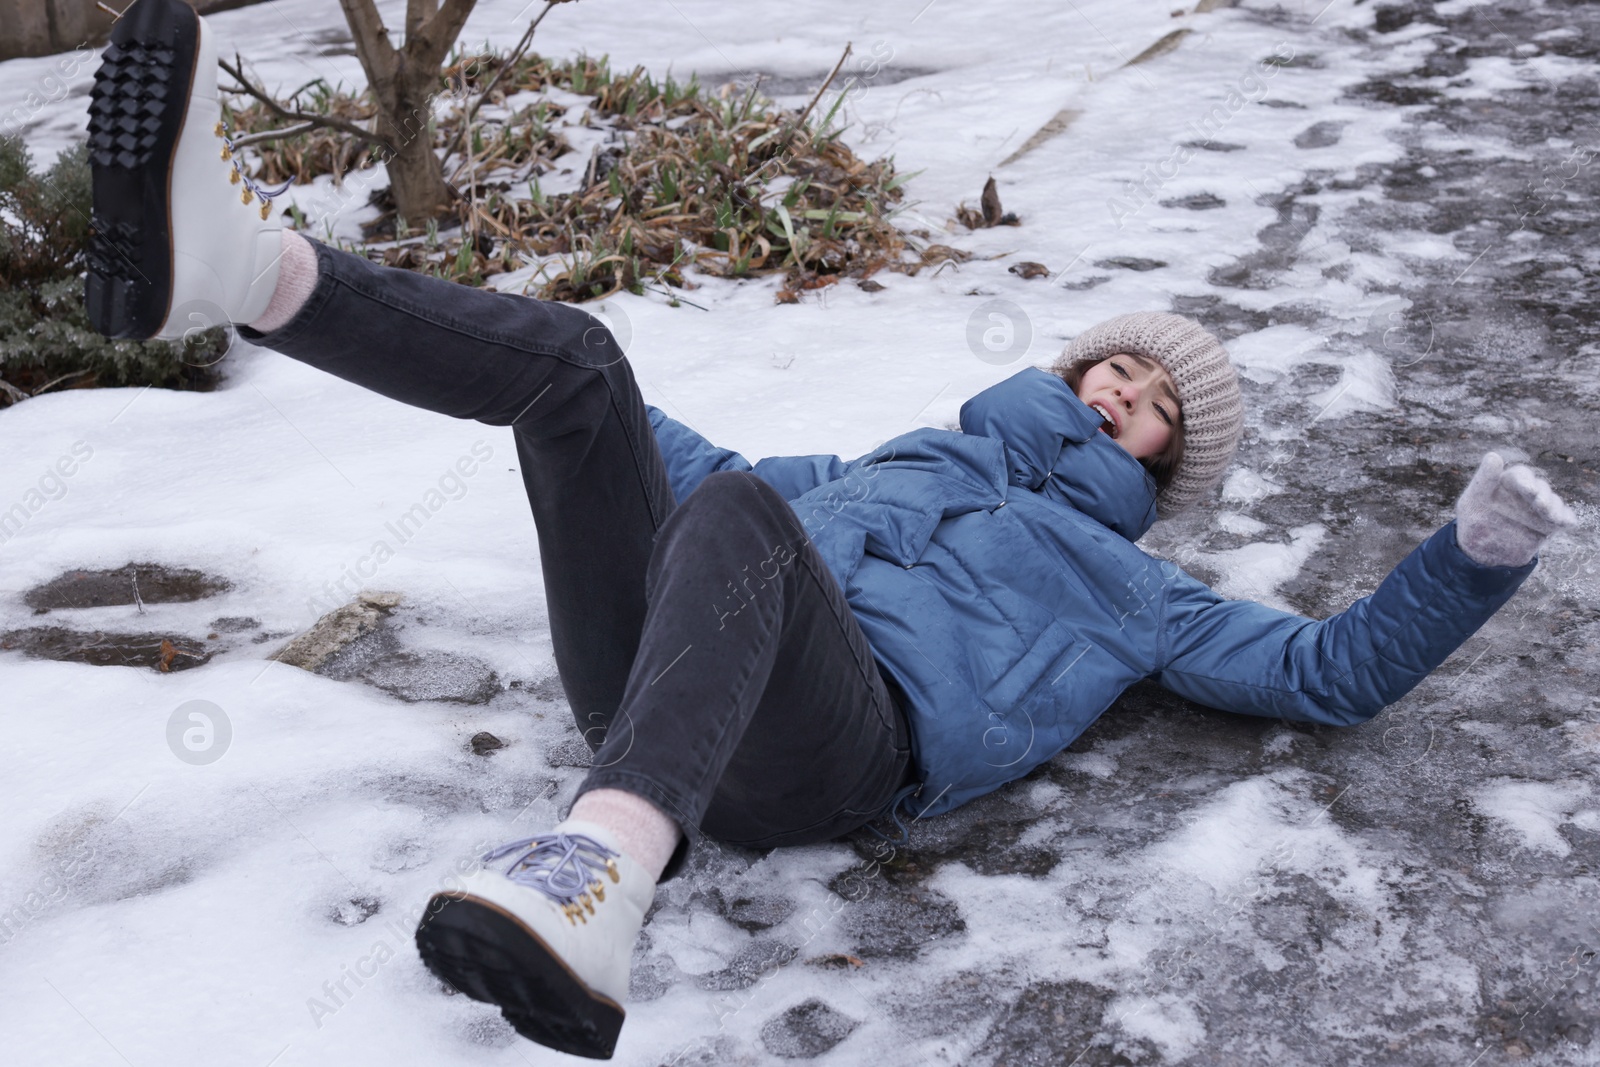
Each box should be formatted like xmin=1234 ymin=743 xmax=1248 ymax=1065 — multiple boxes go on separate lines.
xmin=85 ymin=1 xmax=1578 ymax=1057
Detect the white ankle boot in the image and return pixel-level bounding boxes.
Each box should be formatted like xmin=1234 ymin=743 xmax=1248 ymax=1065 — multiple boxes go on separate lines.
xmin=86 ymin=0 xmax=285 ymax=341
xmin=415 ymin=820 xmax=656 ymax=1059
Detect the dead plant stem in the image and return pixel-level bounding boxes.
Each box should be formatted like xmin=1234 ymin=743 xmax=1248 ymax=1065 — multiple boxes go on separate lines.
xmin=778 ymin=43 xmax=853 ymax=154
xmin=443 ymin=1 xmax=561 ymax=186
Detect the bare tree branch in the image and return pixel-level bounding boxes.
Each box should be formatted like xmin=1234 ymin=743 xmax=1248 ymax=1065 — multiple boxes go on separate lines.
xmin=229 ymin=120 xmax=317 ymax=149
xmin=411 ymin=0 xmax=478 ymax=71
xmin=219 ymin=55 xmax=397 ymax=153
xmin=405 ymin=0 xmax=439 ymax=43
xmin=337 ymin=0 xmax=399 ymax=88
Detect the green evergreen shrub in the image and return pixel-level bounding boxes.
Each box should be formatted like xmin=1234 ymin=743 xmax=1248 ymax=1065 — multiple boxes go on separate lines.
xmin=0 ymin=136 xmax=226 ymax=408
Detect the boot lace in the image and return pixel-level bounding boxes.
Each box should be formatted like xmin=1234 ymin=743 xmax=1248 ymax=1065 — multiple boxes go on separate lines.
xmin=213 ymin=120 xmax=295 ymax=220
xmin=483 ymin=832 xmax=622 ymax=925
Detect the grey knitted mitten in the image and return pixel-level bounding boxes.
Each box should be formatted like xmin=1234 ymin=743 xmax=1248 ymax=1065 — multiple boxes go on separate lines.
xmin=1455 ymin=452 xmax=1578 ymax=567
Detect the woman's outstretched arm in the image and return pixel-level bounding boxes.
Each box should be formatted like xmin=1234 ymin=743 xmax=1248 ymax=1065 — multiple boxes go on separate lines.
xmin=1152 ymin=453 xmax=1577 ymax=726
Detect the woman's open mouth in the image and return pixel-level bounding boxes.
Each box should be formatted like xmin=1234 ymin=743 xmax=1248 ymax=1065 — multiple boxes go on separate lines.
xmin=1089 ymin=402 xmax=1120 ymax=439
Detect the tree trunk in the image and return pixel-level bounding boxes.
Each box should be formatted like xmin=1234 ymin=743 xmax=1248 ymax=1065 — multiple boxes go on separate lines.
xmin=337 ymin=0 xmax=476 ymax=223
xmin=370 ymin=54 xmax=451 ymax=221
xmin=404 ymin=0 xmax=440 ymax=43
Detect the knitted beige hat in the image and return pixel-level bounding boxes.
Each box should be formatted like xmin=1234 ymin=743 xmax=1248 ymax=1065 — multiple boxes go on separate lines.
xmin=1050 ymin=312 xmax=1243 ymax=516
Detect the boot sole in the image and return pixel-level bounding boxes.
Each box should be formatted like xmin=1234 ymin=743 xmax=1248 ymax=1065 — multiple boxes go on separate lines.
xmin=415 ymin=893 xmax=625 ymax=1059
xmin=85 ymin=0 xmax=200 ymax=340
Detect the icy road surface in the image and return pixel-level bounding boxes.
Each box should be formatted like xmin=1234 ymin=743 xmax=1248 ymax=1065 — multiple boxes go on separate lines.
xmin=1 ymin=0 xmax=1597 ymax=1064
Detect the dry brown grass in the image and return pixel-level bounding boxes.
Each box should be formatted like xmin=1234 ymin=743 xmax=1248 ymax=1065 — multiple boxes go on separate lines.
xmin=223 ymin=49 xmax=926 ymax=301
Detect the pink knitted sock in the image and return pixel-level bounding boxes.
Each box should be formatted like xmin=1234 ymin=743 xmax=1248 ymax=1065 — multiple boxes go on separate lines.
xmin=247 ymin=229 xmax=319 ymax=333
xmin=568 ymin=787 xmax=682 ymax=883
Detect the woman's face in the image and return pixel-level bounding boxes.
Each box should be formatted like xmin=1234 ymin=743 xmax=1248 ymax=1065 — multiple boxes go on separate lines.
xmin=1076 ymin=354 xmax=1181 ymax=460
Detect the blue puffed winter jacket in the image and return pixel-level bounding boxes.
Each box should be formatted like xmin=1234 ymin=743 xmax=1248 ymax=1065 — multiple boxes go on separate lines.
xmin=646 ymin=366 xmax=1535 ymax=819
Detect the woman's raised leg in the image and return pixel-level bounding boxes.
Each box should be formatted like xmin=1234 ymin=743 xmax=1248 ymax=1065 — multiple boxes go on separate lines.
xmin=240 ymin=234 xmax=674 ymax=745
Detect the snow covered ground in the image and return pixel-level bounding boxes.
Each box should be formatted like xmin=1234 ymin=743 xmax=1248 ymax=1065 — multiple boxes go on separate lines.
xmin=2 ymin=1 xmax=1598 ymax=1064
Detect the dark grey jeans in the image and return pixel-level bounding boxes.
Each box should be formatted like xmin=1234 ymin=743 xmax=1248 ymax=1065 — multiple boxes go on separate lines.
xmin=239 ymin=239 xmax=913 ymax=879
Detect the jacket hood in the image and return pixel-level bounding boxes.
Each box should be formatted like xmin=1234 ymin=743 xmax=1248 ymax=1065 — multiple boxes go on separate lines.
xmin=958 ymin=367 xmax=1159 ymax=541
